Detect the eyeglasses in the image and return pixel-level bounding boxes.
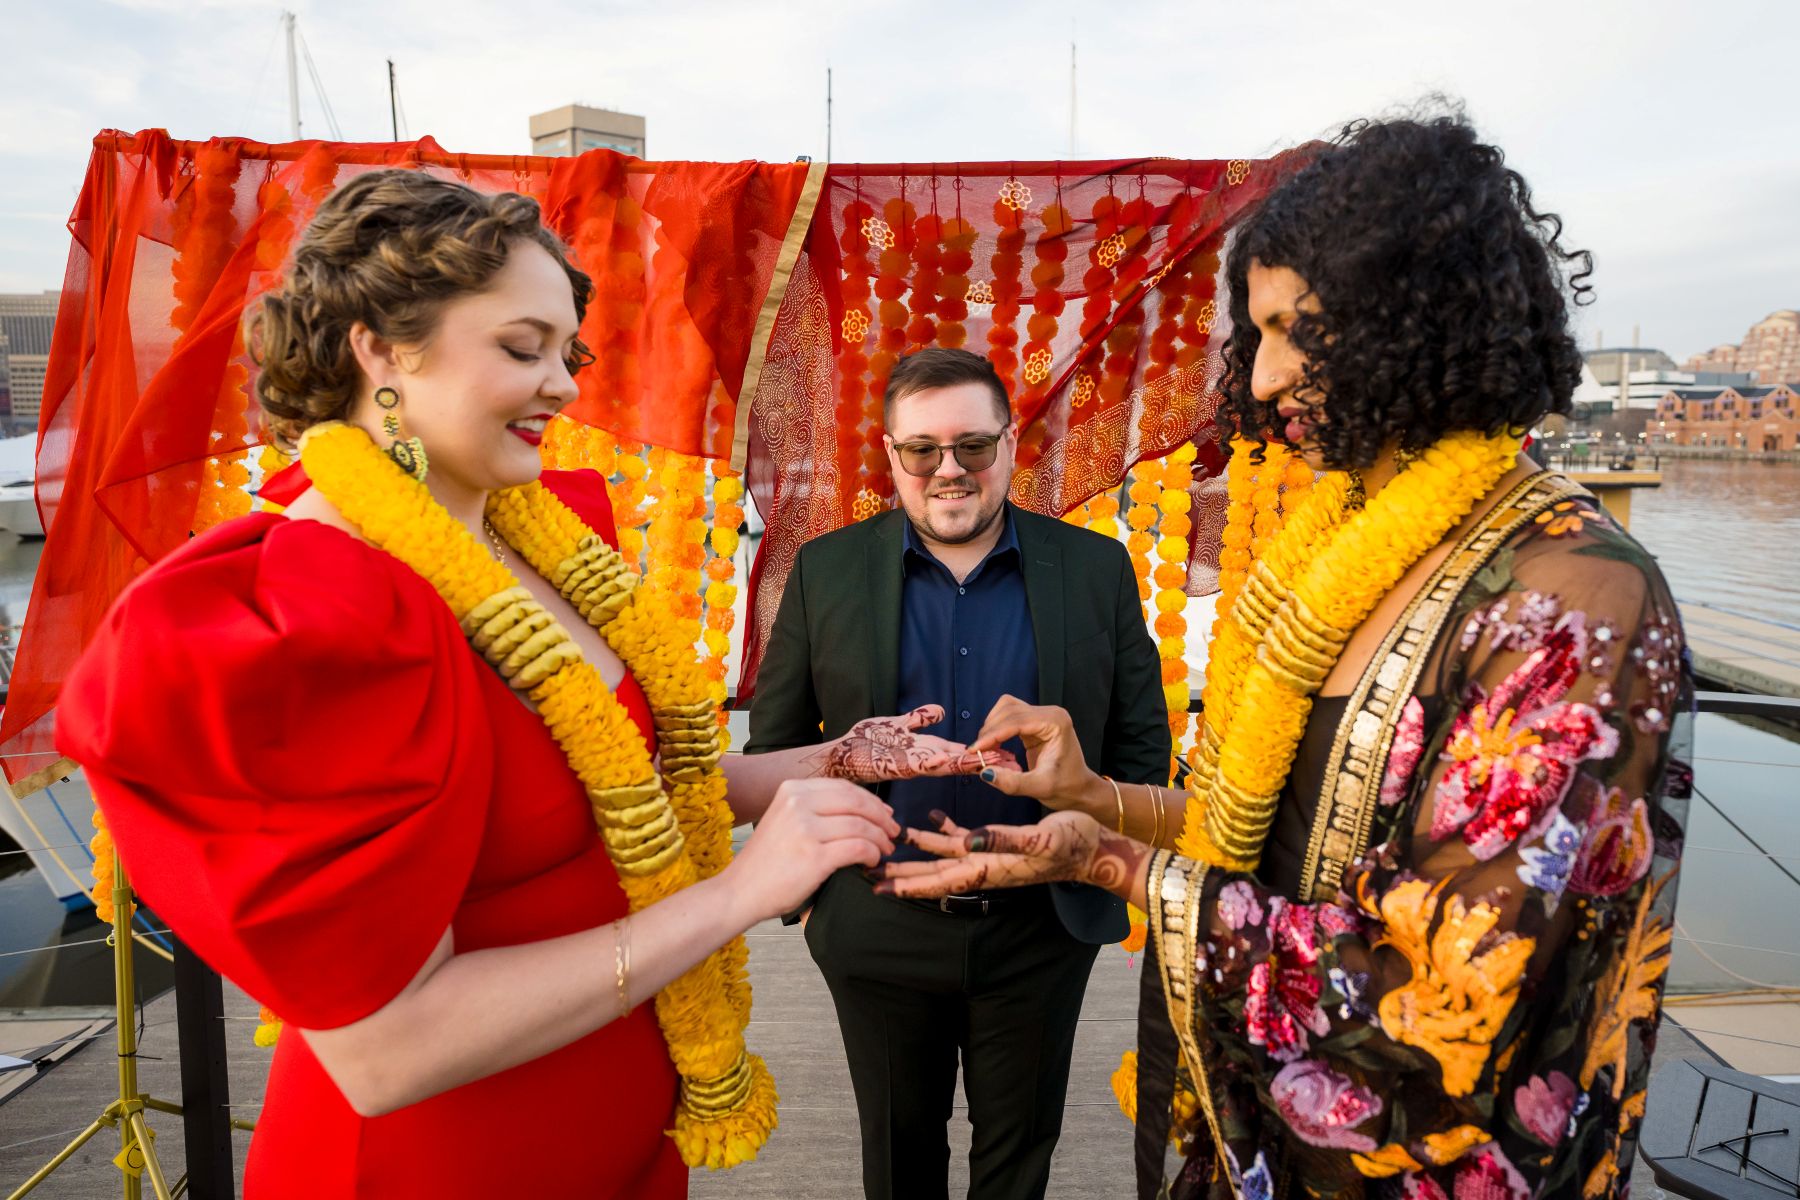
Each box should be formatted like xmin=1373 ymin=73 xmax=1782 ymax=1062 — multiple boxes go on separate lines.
xmin=889 ymin=432 xmax=1008 ymax=478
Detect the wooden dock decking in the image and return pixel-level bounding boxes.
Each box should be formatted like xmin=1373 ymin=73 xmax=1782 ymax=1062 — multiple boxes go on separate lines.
xmin=1679 ymin=599 xmax=1800 ymax=700
xmin=0 ymin=924 xmax=1727 ymax=1199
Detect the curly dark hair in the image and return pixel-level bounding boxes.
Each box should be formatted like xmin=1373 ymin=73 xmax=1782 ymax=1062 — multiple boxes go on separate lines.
xmin=1216 ymin=110 xmax=1593 ymax=469
xmin=249 ymin=169 xmax=595 ymax=447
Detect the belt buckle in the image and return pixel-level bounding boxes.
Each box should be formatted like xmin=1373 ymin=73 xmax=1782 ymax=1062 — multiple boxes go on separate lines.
xmin=940 ymin=893 xmax=989 ymax=915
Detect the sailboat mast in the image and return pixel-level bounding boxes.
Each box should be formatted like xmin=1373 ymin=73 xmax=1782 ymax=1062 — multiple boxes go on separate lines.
xmin=284 ymin=11 xmax=301 ymax=140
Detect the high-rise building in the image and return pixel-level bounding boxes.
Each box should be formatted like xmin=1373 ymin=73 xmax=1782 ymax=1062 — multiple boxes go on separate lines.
xmin=1681 ymin=310 xmax=1800 ymax=384
xmin=528 ymin=105 xmax=646 ymax=158
xmin=0 ymin=292 xmax=58 ymax=436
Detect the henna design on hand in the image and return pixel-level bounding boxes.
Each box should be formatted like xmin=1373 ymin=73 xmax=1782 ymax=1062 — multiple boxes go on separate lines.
xmin=1082 ymin=829 xmax=1151 ymax=895
xmin=805 ymin=706 xmax=1019 ymax=783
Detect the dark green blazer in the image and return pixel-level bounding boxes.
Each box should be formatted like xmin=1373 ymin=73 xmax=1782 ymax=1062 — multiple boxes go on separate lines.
xmin=745 ymin=503 xmax=1171 ymax=944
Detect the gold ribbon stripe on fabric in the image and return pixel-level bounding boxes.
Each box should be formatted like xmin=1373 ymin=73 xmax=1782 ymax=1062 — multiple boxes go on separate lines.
xmin=731 ymin=159 xmax=828 ymax=472
xmin=1300 ymin=473 xmax=1593 ymax=902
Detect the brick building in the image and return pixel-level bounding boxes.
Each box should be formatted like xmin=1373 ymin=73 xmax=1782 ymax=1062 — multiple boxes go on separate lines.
xmin=1652 ymin=382 xmax=1800 ymax=450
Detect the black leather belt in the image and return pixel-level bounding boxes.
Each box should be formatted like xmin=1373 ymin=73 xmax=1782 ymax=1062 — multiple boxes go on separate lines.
xmin=925 ymin=889 xmax=1038 ymax=916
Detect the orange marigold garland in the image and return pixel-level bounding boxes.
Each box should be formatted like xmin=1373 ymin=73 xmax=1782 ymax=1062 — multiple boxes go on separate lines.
xmin=1125 ymin=470 xmax=1160 ymax=607
xmin=838 ymin=188 xmax=878 ymax=500
xmin=1085 ymin=489 xmax=1120 ymax=541
xmin=612 ymin=441 xmax=651 ymax=570
xmin=702 ymin=461 xmax=745 ymax=745
xmin=871 ymin=191 xmax=915 ymax=398
xmin=1017 ymin=195 xmax=1072 ymax=413
xmin=935 ymin=188 xmax=977 ymax=351
xmin=985 ymin=182 xmax=1029 ymax=392
xmin=903 ymin=195 xmax=939 ymax=352
xmin=1096 ymin=191 xmax=1152 ymax=413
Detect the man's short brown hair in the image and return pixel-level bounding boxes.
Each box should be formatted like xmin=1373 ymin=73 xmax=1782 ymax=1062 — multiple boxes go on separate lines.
xmin=882 ymin=347 xmax=1011 ymax=431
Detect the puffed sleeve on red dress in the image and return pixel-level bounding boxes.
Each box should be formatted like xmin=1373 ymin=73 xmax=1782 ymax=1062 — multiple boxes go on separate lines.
xmin=57 ymin=513 xmax=496 ymax=1032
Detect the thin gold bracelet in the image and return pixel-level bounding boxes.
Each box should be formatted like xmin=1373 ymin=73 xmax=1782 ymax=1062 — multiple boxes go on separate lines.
xmin=1104 ymin=775 xmax=1125 ymax=835
xmin=615 ymin=916 xmax=632 ymax=1014
xmin=1146 ymin=783 xmax=1163 ymax=847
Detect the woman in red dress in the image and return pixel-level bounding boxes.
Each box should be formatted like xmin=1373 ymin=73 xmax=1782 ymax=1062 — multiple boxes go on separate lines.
xmin=56 ymin=170 xmax=978 ymax=1198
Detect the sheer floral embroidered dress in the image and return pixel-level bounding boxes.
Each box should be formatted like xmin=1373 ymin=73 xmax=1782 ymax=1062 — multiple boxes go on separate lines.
xmin=1156 ymin=483 xmax=1692 ymax=1200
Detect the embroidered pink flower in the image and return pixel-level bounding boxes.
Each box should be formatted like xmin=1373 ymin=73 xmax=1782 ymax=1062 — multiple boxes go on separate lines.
xmin=1433 ymin=611 xmax=1620 ymax=860
xmin=1513 ymin=1070 xmax=1578 ymax=1145
xmin=1452 ymin=1142 xmax=1529 ymax=1200
xmin=1244 ymin=897 xmax=1330 ymax=1061
xmin=1401 ymin=1176 xmax=1449 ymax=1200
xmin=1381 ymin=696 xmax=1427 ymax=807
xmin=1270 ymin=1059 xmax=1381 ymax=1150
xmin=1569 ymin=786 xmax=1654 ymax=896
xmin=1318 ymin=903 xmax=1361 ymax=940
xmin=1217 ymin=880 xmax=1265 ymax=931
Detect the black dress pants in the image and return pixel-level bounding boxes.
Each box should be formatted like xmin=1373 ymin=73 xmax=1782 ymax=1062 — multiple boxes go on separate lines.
xmin=805 ymin=869 xmax=1101 ymax=1200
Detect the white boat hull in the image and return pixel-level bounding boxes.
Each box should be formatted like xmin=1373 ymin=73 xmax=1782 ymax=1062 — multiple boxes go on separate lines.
xmin=1 ymin=770 xmax=98 ymax=909
xmin=0 ymin=489 xmax=42 ymax=538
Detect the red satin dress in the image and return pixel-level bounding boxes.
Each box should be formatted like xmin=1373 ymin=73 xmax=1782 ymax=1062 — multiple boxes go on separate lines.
xmin=57 ymin=471 xmax=686 ymax=1198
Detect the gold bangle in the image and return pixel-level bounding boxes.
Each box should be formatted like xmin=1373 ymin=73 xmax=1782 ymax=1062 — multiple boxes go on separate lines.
xmin=1146 ymin=783 xmax=1163 ymax=847
xmin=615 ymin=916 xmax=632 ymax=1014
xmin=1104 ymin=775 xmax=1125 ymax=835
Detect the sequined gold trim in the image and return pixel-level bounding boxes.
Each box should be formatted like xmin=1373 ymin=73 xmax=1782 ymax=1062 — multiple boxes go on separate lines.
xmin=1150 ymin=851 xmax=1231 ymax=1192
xmin=1300 ymin=473 xmax=1591 ymax=901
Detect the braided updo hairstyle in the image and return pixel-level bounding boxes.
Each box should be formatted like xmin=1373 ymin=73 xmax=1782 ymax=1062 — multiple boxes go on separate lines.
xmin=249 ymin=169 xmax=595 ymax=447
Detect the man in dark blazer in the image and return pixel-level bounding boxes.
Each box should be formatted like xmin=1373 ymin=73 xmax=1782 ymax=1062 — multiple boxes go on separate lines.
xmin=747 ymin=347 xmax=1170 ymax=1200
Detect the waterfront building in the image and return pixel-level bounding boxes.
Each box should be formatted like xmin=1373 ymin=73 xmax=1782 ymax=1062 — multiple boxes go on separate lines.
xmin=0 ymin=291 xmax=57 ymax=437
xmin=1652 ymin=381 xmax=1800 ymax=450
xmin=528 ymin=104 xmax=646 ymax=157
xmin=1586 ymin=345 xmax=1678 ymax=386
xmin=1682 ymin=309 xmax=1800 ymax=384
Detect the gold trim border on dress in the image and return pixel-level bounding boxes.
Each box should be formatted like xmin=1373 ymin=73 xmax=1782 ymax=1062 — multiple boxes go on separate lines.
xmin=1151 ymin=849 xmax=1235 ymax=1197
xmin=1298 ymin=472 xmax=1593 ymax=902
xmin=730 ymin=159 xmax=827 ymax=472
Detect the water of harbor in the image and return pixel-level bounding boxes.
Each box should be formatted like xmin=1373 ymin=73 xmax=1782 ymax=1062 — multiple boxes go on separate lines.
xmin=2 ymin=459 xmax=1798 ymax=1007
xmin=1631 ymin=457 xmax=1800 ymax=626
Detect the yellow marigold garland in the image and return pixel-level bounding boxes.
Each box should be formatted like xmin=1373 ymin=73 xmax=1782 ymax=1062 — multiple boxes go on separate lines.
xmin=1114 ymin=432 xmax=1514 ymax=1130
xmin=1151 ymin=446 xmax=1198 ymax=740
xmin=1176 ymin=430 xmax=1519 ymax=871
xmin=300 ymin=422 xmax=774 ymax=1168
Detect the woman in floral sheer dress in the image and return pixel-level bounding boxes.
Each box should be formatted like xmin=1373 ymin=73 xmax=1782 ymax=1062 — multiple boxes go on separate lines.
xmin=875 ymin=113 xmax=1692 ymax=1200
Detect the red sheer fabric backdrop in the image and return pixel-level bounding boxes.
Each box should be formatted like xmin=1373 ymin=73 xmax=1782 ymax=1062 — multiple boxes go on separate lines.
xmin=5 ymin=133 xmax=1307 ymax=785
xmin=0 ymin=130 xmax=811 ymax=786
xmin=736 ymin=155 xmax=1305 ymax=697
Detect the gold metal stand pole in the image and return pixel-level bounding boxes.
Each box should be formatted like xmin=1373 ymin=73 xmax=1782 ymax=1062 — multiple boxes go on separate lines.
xmin=5 ymin=851 xmax=181 ymax=1200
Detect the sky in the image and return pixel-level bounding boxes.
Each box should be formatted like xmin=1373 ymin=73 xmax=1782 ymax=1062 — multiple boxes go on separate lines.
xmin=1 ymin=0 xmax=1794 ymax=362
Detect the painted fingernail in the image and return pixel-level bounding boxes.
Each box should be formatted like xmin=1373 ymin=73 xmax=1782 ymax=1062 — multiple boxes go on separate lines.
xmin=980 ymin=768 xmax=996 ymax=783
xmin=928 ymin=809 xmax=949 ymax=826
xmin=872 ymin=882 xmax=895 ymax=896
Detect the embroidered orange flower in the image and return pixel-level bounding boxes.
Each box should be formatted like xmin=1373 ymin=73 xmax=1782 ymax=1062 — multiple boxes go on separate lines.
xmin=1581 ymin=871 xmax=1673 ymax=1098
xmin=1534 ymin=500 xmax=1586 ymax=537
xmin=1374 ymin=877 xmax=1534 ymax=1096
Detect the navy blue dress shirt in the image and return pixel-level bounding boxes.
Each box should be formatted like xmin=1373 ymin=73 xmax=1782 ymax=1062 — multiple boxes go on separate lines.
xmin=886 ymin=508 xmax=1040 ymax=861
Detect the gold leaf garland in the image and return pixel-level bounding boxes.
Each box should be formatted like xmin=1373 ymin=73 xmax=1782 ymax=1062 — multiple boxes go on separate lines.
xmin=300 ymin=422 xmax=774 ymax=1169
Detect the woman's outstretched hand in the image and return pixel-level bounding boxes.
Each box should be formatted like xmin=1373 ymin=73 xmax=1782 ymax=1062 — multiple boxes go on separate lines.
xmin=727 ymin=778 xmax=901 ymax=922
xmin=807 ymin=705 xmax=1021 ymax=783
xmin=871 ymin=809 xmax=1153 ymax=904
xmin=967 ymin=696 xmax=1101 ymax=811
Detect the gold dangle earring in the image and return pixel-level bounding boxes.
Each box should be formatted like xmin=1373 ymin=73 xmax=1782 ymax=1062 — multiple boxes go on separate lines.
xmin=1345 ymin=467 xmax=1367 ymax=511
xmin=1393 ymin=445 xmax=1422 ymax=470
xmin=373 ymin=385 xmax=428 ymax=482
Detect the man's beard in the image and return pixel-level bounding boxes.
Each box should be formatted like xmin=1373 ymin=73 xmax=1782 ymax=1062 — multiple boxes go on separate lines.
xmin=908 ymin=479 xmax=1006 ymax=546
